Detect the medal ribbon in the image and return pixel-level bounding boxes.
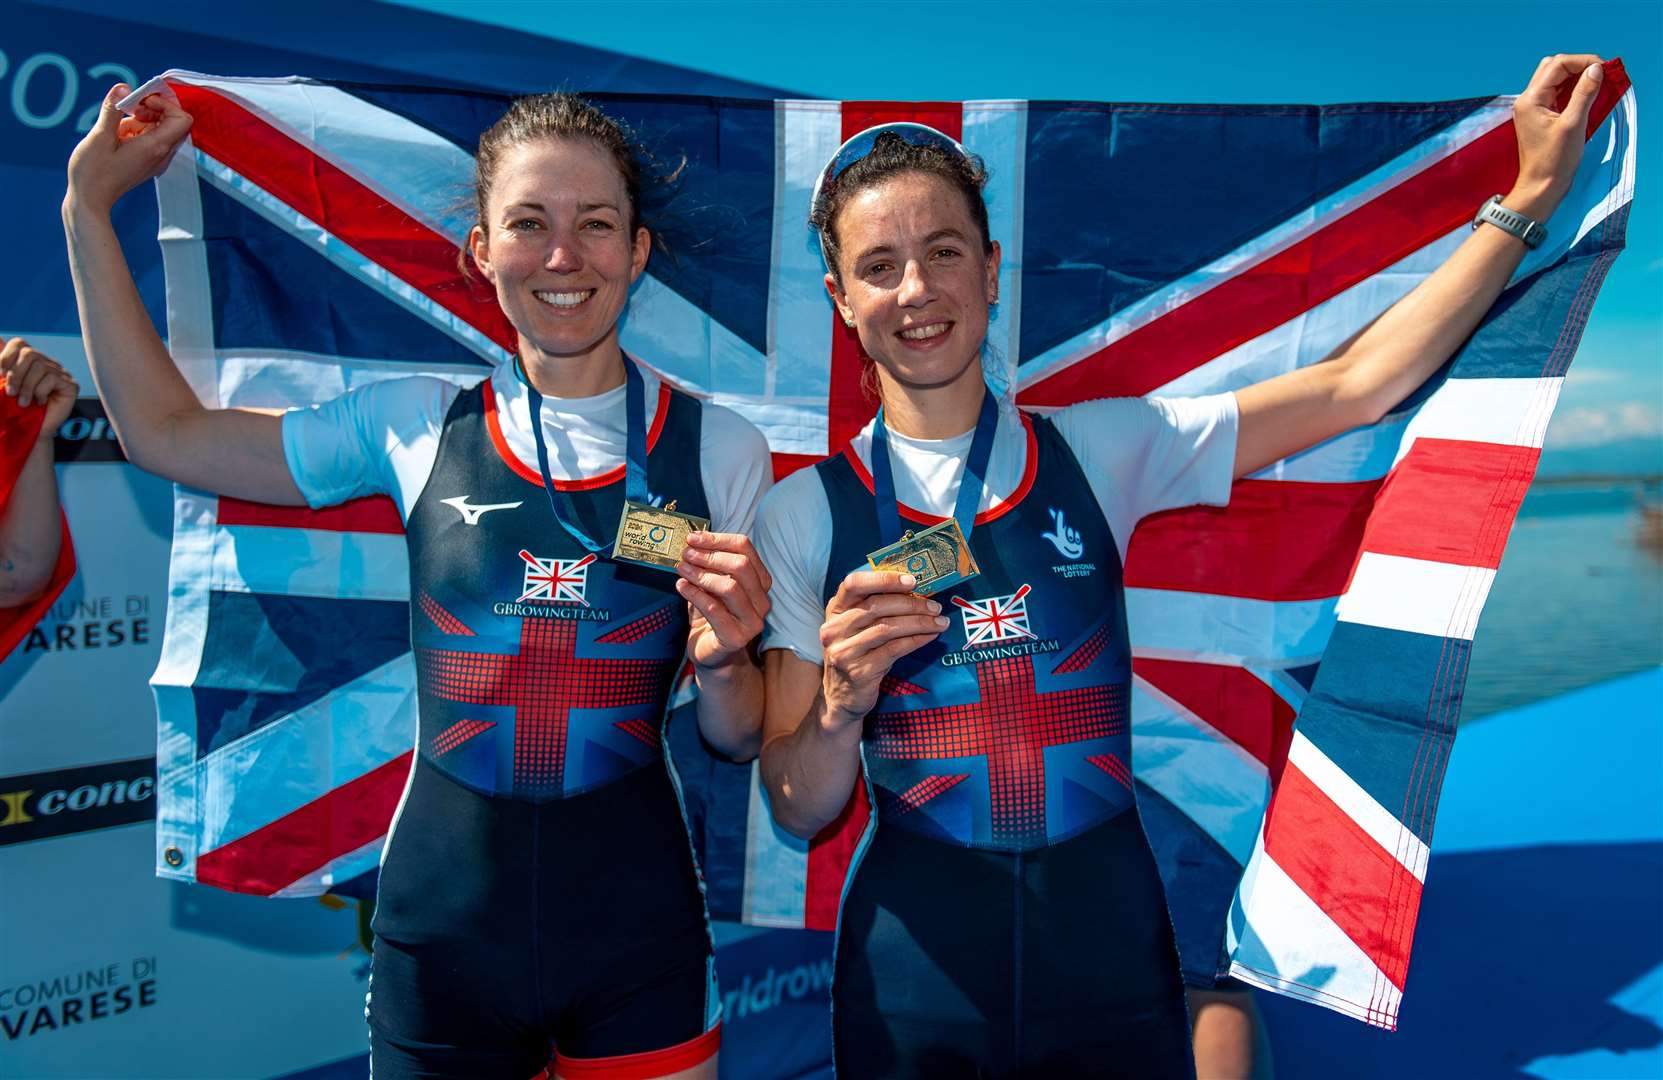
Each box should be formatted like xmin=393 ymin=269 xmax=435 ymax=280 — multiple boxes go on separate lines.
xmin=870 ymin=386 xmax=999 ymax=547
xmin=524 ymin=356 xmax=649 ymax=554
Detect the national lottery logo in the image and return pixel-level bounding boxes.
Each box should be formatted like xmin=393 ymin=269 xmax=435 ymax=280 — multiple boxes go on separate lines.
xmin=516 ymin=551 xmax=594 ymax=606
xmin=953 ymin=585 xmax=1036 ymax=646
xmin=1041 ymin=507 xmax=1085 ymax=560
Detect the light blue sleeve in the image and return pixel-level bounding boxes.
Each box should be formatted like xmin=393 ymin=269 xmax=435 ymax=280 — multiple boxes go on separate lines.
xmin=752 ymin=467 xmax=833 ymax=664
xmin=698 ymin=402 xmax=774 ymax=534
xmin=280 ymin=376 xmax=459 ymax=517
xmin=1050 ymin=392 xmax=1240 ymax=558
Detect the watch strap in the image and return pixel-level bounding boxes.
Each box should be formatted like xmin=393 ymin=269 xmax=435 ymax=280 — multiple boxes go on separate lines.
xmin=1472 ymin=194 xmax=1548 ymax=249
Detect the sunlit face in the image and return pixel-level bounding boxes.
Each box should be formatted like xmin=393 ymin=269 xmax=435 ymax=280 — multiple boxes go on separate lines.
xmin=825 ymin=171 xmax=1000 ymax=394
xmin=468 ymin=138 xmax=649 ymax=366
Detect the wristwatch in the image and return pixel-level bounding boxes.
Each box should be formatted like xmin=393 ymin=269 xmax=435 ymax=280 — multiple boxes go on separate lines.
xmin=1472 ymin=194 xmax=1548 ymax=249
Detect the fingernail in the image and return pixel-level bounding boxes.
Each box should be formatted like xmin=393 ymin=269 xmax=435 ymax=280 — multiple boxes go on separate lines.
xmin=927 ymin=600 xmax=941 ymax=614
xmin=934 ymin=616 xmax=949 ymax=628
xmin=1589 ymin=64 xmax=1604 ymax=81
xmin=900 ymin=574 xmax=916 ymax=588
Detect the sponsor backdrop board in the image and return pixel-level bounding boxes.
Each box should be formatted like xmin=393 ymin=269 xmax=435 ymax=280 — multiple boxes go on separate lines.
xmin=1 ymin=815 xmax=371 ymax=1076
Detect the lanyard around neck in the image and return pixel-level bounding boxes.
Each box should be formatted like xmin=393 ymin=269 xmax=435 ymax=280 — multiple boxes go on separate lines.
xmin=523 ymin=357 xmax=648 ymax=554
xmin=869 ymin=387 xmax=998 ymax=547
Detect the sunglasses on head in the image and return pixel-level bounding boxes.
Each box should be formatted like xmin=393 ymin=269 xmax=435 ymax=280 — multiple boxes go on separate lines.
xmin=811 ymin=122 xmax=972 ymax=211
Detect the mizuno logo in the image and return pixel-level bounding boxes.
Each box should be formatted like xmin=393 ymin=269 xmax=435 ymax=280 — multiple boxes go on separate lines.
xmin=442 ymin=496 xmax=523 ymax=525
xmin=1042 ymin=507 xmax=1085 ymax=560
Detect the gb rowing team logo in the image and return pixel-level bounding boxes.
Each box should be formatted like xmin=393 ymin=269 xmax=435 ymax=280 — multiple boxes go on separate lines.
xmin=518 ymin=551 xmax=593 ymax=606
xmin=941 ymin=584 xmax=1060 ymax=668
xmin=954 ymin=585 xmax=1035 ymax=645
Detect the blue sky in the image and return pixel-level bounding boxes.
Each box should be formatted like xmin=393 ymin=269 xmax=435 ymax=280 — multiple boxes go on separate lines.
xmin=402 ymin=0 xmax=1660 ymax=459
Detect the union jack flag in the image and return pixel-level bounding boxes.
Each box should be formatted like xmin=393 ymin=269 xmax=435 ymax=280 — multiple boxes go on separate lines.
xmin=134 ymin=65 xmax=1635 ymax=1031
xmin=952 ymin=585 xmax=1035 ymax=646
xmin=516 ymin=551 xmax=594 ymax=606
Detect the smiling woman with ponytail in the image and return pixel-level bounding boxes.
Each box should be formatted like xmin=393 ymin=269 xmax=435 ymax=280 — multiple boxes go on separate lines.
xmin=62 ymin=82 xmax=779 ymax=1080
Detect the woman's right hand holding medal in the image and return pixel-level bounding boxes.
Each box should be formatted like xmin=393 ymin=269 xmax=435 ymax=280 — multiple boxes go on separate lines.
xmin=819 ymin=571 xmax=950 ymax=728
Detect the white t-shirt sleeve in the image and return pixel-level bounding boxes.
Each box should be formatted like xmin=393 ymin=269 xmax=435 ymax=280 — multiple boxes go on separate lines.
xmin=753 ymin=467 xmax=833 ymax=664
xmin=1050 ymin=392 xmax=1240 ymax=558
xmin=280 ymin=376 xmax=460 ymax=518
xmin=697 ymin=403 xmax=774 ymax=534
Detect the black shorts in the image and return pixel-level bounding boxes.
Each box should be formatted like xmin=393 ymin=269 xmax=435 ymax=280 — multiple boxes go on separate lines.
xmin=833 ymin=811 xmax=1194 ymax=1079
xmin=367 ymin=764 xmax=720 ymax=1079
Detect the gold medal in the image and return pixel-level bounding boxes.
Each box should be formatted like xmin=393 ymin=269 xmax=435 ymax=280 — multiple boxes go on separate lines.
xmin=865 ymin=518 xmax=980 ymax=596
xmin=612 ymin=499 xmax=709 ymax=572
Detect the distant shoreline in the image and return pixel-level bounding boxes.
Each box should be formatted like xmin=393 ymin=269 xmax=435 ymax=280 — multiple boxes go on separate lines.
xmin=1531 ymin=473 xmax=1662 ymax=487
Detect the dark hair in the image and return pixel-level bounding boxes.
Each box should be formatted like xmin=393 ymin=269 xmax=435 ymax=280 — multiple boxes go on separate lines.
xmin=809 ymin=131 xmax=993 ymax=284
xmin=470 ymin=91 xmax=680 ymax=245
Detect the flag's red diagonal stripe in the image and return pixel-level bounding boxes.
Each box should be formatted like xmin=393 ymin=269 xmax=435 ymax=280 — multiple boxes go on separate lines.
xmin=218 ymin=494 xmax=405 ymax=535
xmin=805 ymin=782 xmax=871 ymax=932
xmin=825 ymin=103 xmax=965 ymax=456
xmin=1359 ymin=437 xmax=1538 ymax=570
xmin=1263 ymin=761 xmax=1421 ymax=991
xmin=1020 ymin=62 xmax=1631 ymax=407
xmin=172 ymin=82 xmax=515 ymax=353
xmin=195 ymin=751 xmax=414 ymax=896
xmin=1134 ymin=658 xmax=1295 ymax=784
xmin=1125 ymin=478 xmax=1382 ymax=601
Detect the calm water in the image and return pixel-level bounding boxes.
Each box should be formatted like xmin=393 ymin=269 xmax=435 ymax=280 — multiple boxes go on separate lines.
xmin=1464 ymin=479 xmax=1663 ymax=719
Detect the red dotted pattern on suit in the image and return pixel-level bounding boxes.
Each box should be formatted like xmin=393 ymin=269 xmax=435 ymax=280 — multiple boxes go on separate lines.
xmin=1051 ymin=623 xmax=1111 ymax=675
xmin=419 ymin=592 xmax=476 ymax=636
xmin=418 ymin=619 xmax=673 ymax=797
xmin=878 ymin=674 xmax=929 ymax=696
xmin=882 ymin=773 xmax=970 ymax=817
xmin=595 ymin=604 xmax=676 ymax=645
xmin=1087 ymin=752 xmax=1134 ymax=791
xmin=613 ymin=717 xmax=661 ymax=748
xmin=868 ymin=656 xmax=1128 ymax=847
xmin=432 ymin=718 xmax=495 ymax=755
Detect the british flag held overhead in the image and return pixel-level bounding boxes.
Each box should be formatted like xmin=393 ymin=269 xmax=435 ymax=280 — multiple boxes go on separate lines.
xmin=134 ymin=66 xmax=1635 ymax=1029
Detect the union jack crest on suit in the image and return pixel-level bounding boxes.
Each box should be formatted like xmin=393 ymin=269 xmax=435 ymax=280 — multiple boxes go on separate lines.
xmin=517 ymin=551 xmax=594 ymax=606
xmin=953 ymin=585 xmax=1036 ymax=645
xmin=136 ymin=66 xmax=1635 ymax=1029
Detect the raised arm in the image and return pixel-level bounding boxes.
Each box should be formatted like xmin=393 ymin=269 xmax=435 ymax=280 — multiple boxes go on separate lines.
xmin=1233 ymin=55 xmax=1606 ymax=479
xmin=759 ymin=571 xmax=946 ymax=839
xmin=62 ymin=83 xmax=302 ymax=503
xmin=0 ymin=342 xmax=74 ymax=608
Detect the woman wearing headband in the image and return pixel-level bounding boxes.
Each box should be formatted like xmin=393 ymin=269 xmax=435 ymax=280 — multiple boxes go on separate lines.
xmin=63 ymin=84 xmax=773 ymax=1079
xmin=755 ymin=56 xmax=1606 ymax=1077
